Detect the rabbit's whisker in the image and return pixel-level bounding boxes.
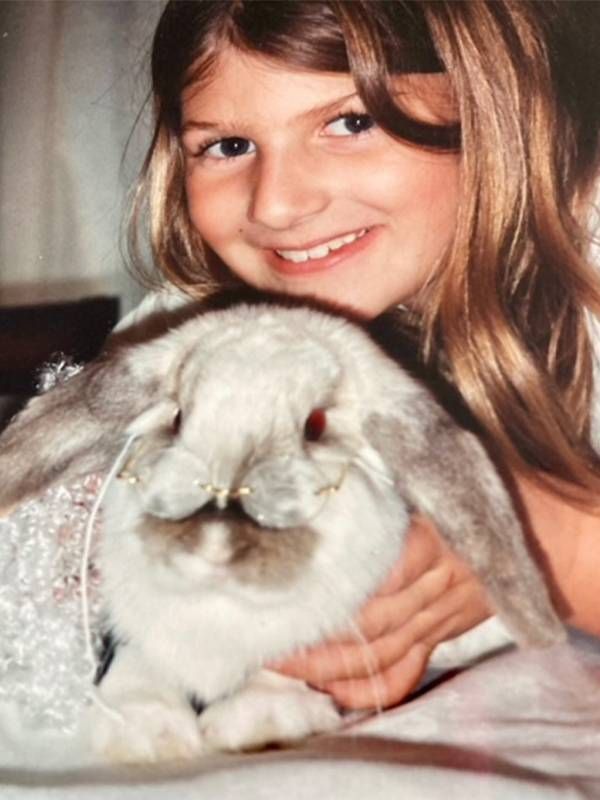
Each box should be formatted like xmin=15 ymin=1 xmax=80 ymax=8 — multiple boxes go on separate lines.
xmin=306 ymin=561 xmax=384 ymax=715
xmin=352 ymin=453 xmax=395 ymax=487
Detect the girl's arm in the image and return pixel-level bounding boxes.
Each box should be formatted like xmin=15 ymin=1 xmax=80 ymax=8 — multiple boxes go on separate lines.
xmin=515 ymin=477 xmax=600 ymax=639
xmin=274 ymin=480 xmax=600 ymax=710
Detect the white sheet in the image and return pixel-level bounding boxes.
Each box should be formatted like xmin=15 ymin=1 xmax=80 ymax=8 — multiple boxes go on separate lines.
xmin=2 ymin=632 xmax=599 ymax=799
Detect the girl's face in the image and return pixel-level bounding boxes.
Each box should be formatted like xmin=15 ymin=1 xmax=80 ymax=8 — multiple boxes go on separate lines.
xmin=181 ymin=48 xmax=460 ymax=317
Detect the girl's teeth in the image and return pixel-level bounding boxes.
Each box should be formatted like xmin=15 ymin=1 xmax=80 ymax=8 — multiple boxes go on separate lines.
xmin=307 ymin=244 xmax=330 ymax=259
xmin=288 ymin=250 xmax=309 ymax=264
xmin=276 ymin=229 xmax=367 ymax=263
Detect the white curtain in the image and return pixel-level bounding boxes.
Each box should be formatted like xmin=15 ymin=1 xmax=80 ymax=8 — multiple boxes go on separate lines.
xmin=0 ymin=0 xmax=163 ymax=314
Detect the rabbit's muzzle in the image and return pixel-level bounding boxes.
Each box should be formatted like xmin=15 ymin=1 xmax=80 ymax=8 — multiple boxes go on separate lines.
xmin=135 ymin=507 xmax=318 ymax=587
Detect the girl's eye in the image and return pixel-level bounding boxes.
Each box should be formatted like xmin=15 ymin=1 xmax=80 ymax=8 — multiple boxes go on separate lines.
xmin=325 ymin=113 xmax=375 ymax=137
xmin=202 ymin=136 xmax=256 ymax=160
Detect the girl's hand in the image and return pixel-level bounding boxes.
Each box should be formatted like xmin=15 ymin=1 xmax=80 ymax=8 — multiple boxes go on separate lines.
xmin=272 ymin=515 xmax=491 ymax=710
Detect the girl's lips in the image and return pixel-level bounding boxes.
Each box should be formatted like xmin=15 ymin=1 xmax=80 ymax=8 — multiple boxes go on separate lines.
xmin=265 ymin=227 xmax=379 ymax=276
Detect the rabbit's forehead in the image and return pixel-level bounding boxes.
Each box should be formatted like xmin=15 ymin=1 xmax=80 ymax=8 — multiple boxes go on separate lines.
xmin=177 ymin=325 xmax=342 ymax=407
xmin=205 ymin=319 xmax=337 ymax=361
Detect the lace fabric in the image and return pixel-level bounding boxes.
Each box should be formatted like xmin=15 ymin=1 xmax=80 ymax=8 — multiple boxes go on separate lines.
xmin=0 ymin=477 xmax=103 ymax=733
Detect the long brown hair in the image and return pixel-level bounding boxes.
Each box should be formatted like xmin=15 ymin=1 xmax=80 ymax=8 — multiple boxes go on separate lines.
xmin=130 ymin=0 xmax=600 ymax=501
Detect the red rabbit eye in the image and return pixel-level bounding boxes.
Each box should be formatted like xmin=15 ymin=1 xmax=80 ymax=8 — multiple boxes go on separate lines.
xmin=304 ymin=408 xmax=327 ymax=442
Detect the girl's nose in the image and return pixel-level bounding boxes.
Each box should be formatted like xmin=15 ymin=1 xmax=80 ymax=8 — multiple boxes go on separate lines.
xmin=247 ymin=149 xmax=331 ymax=230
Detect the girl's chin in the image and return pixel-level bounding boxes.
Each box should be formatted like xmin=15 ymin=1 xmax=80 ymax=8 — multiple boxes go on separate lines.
xmin=265 ymin=278 xmax=387 ymax=319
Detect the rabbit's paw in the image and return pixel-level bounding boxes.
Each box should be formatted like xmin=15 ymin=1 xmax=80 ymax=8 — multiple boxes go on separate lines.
xmin=199 ymin=670 xmax=342 ymax=753
xmin=88 ymin=693 xmax=203 ymax=764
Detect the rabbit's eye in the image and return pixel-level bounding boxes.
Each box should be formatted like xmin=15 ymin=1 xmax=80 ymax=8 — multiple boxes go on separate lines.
xmin=172 ymin=408 xmax=182 ymax=434
xmin=304 ymin=408 xmax=327 ymax=442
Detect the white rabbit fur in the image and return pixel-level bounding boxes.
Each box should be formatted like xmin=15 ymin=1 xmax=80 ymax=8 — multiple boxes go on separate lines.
xmin=0 ymin=296 xmax=565 ymax=762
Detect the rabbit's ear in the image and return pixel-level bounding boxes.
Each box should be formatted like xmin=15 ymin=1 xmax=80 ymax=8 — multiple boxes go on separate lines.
xmin=0 ymin=348 xmax=174 ymax=513
xmin=364 ymin=411 xmax=566 ymax=647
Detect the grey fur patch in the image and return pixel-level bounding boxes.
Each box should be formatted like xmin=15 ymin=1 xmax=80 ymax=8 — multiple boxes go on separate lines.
xmin=137 ymin=511 xmax=317 ymax=588
xmin=365 ymin=411 xmax=566 ymax=647
xmin=0 ymin=350 xmax=168 ymax=511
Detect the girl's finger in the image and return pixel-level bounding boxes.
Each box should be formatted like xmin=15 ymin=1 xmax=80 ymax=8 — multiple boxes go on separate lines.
xmin=275 ymin=574 xmax=489 ymax=684
xmin=324 ymin=643 xmax=431 ymax=711
xmin=341 ymin=562 xmax=454 ymax=641
xmin=371 ymin=518 xmax=437 ymax=596
xmin=324 ymin=591 xmax=490 ymax=712
xmin=274 ymin=562 xmax=452 ymax=673
xmin=419 ymin=575 xmax=491 ymax=644
xmin=274 ymin=625 xmax=414 ymax=685
xmin=275 ymin=617 xmax=424 ymax=684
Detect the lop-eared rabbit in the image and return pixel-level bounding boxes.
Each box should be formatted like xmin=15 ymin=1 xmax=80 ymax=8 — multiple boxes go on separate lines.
xmin=0 ymin=294 xmax=564 ymax=762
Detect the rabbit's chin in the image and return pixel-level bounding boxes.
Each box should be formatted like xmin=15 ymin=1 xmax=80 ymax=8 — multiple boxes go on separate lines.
xmin=98 ymin=453 xmax=408 ymax=701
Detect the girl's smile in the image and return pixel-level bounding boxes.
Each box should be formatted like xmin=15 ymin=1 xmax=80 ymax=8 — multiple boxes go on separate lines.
xmin=181 ymin=48 xmax=460 ymax=317
xmin=266 ymin=226 xmax=376 ymax=276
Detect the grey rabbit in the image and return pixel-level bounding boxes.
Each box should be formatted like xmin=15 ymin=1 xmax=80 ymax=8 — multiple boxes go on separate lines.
xmin=0 ymin=295 xmax=564 ymax=762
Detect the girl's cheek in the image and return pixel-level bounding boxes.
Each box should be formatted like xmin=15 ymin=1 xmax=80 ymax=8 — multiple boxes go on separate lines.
xmin=185 ymin=173 xmax=226 ymax=239
xmin=187 ymin=166 xmax=254 ymax=244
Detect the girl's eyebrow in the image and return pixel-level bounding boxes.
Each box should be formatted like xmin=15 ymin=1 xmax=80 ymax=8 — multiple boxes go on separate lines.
xmin=296 ymin=91 xmax=362 ymax=123
xmin=181 ymin=119 xmax=227 ymax=134
xmin=181 ymin=91 xmax=361 ymax=135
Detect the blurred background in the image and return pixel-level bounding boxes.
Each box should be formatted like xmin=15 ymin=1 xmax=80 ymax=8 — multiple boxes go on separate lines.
xmin=0 ymin=0 xmax=163 ymax=420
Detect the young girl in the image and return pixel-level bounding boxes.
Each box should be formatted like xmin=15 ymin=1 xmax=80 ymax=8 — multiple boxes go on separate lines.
xmin=129 ymin=0 xmax=600 ymax=711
